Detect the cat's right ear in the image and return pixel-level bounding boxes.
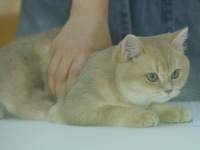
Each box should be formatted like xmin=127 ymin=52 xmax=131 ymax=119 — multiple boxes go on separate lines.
xmin=171 ymin=27 xmax=188 ymax=51
xmin=121 ymin=34 xmax=144 ymax=61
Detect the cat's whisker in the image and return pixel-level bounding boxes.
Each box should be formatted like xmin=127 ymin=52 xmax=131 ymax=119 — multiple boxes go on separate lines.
xmin=172 ymin=95 xmax=186 ymax=102
xmin=171 ymin=95 xmax=183 ymax=101
xmin=172 ymin=90 xmax=195 ymax=102
xmin=181 ymin=88 xmax=200 ymax=94
xmin=179 ymin=94 xmax=190 ymax=101
xmin=182 ymin=91 xmax=200 ymax=97
xmin=182 ymin=89 xmax=199 ymax=93
xmin=182 ymin=87 xmax=200 ymax=92
xmin=182 ymin=93 xmax=200 ymax=100
xmin=182 ymin=89 xmax=200 ymax=97
xmin=177 ymin=89 xmax=200 ymax=101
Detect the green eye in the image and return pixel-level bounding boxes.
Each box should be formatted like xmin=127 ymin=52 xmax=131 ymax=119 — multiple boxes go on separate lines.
xmin=146 ymin=73 xmax=158 ymax=82
xmin=171 ymin=69 xmax=180 ymax=79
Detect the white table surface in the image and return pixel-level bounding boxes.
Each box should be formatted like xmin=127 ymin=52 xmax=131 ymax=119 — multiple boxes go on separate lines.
xmin=0 ymin=117 xmax=200 ymax=150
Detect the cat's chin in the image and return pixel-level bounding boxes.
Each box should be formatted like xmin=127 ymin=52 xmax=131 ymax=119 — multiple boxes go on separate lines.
xmin=156 ymin=96 xmax=171 ymax=103
xmin=156 ymin=91 xmax=180 ymax=103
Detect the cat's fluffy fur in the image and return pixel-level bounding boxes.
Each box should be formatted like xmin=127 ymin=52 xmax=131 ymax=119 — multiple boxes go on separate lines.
xmin=0 ymin=28 xmax=192 ymax=127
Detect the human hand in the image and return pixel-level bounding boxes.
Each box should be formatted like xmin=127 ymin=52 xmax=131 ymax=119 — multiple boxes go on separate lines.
xmin=48 ymin=13 xmax=111 ymax=101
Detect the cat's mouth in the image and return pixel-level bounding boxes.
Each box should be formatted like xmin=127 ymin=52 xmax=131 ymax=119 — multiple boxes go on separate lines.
xmin=156 ymin=90 xmax=180 ymax=103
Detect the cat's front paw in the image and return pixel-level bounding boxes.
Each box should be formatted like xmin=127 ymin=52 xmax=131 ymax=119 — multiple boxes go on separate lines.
xmin=160 ymin=107 xmax=192 ymax=123
xmin=130 ymin=111 xmax=159 ymax=128
xmin=48 ymin=105 xmax=67 ymax=124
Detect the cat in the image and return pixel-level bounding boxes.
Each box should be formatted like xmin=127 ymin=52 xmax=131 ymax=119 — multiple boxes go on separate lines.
xmin=0 ymin=28 xmax=192 ymax=127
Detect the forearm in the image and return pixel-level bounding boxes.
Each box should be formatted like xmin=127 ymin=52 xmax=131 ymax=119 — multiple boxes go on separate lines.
xmin=70 ymin=0 xmax=109 ymax=21
xmin=48 ymin=0 xmax=111 ymax=99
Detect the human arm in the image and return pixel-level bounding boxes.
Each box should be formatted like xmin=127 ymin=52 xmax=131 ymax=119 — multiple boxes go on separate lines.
xmin=48 ymin=0 xmax=111 ymax=100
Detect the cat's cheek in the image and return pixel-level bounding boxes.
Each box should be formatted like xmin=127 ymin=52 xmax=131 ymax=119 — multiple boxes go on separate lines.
xmin=167 ymin=89 xmax=180 ymax=100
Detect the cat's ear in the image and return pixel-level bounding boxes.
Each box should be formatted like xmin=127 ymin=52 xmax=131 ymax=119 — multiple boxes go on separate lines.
xmin=171 ymin=27 xmax=188 ymax=51
xmin=121 ymin=34 xmax=144 ymax=61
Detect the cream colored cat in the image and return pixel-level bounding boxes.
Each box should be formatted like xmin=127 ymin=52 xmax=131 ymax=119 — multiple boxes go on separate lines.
xmin=0 ymin=28 xmax=191 ymax=127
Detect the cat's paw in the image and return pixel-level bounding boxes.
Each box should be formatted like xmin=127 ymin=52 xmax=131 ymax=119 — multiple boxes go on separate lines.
xmin=160 ymin=107 xmax=192 ymax=123
xmin=131 ymin=111 xmax=159 ymax=127
xmin=48 ymin=105 xmax=66 ymax=124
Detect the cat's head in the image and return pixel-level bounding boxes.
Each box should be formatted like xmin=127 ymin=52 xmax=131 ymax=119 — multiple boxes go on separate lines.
xmin=114 ymin=28 xmax=190 ymax=105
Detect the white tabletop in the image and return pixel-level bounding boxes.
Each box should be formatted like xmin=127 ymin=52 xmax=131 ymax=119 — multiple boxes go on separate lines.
xmin=0 ymin=117 xmax=200 ymax=150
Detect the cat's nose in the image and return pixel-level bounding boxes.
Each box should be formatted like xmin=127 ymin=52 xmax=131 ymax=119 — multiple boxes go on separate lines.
xmin=165 ymin=89 xmax=173 ymax=94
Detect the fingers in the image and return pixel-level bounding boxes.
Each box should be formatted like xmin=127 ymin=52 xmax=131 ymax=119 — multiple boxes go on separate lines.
xmin=66 ymin=52 xmax=88 ymax=93
xmin=48 ymin=47 xmax=74 ymax=100
xmin=47 ymin=13 xmax=112 ymax=102
xmin=48 ymin=45 xmax=83 ymax=101
xmin=55 ymin=53 xmax=74 ymax=100
xmin=48 ymin=50 xmax=62 ymax=98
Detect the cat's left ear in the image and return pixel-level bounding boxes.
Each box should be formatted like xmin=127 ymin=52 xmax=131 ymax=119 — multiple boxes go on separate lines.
xmin=121 ymin=34 xmax=144 ymax=61
xmin=171 ymin=27 xmax=188 ymax=51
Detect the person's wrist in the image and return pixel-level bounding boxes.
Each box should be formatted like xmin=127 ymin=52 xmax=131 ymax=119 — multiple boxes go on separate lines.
xmin=70 ymin=0 xmax=109 ymax=23
xmin=70 ymin=11 xmax=108 ymax=24
xmin=67 ymin=12 xmax=109 ymax=31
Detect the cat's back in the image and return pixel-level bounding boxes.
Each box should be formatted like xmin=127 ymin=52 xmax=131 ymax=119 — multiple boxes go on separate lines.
xmin=0 ymin=29 xmax=59 ymax=57
xmin=0 ymin=29 xmax=60 ymax=93
xmin=0 ymin=29 xmax=60 ymax=70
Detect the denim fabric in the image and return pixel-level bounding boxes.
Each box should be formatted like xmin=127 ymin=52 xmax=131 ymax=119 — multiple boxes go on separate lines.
xmin=17 ymin=0 xmax=200 ymax=99
xmin=17 ymin=0 xmax=72 ymax=36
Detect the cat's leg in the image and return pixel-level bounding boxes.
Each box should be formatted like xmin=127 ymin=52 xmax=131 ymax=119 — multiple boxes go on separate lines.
xmin=16 ymin=92 xmax=55 ymax=121
xmin=149 ymin=103 xmax=192 ymax=123
xmin=49 ymin=104 xmax=159 ymax=127
xmin=105 ymin=106 xmax=159 ymax=127
xmin=1 ymin=90 xmax=55 ymax=121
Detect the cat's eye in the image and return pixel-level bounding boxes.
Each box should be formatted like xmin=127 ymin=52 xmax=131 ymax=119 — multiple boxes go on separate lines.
xmin=146 ymin=73 xmax=159 ymax=82
xmin=171 ymin=69 xmax=180 ymax=79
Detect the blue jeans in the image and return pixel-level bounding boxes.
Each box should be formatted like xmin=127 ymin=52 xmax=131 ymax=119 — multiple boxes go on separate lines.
xmin=17 ymin=0 xmax=200 ymax=98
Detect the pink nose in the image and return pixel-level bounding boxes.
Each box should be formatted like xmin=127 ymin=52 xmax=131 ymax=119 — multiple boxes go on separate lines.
xmin=165 ymin=89 xmax=172 ymax=94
